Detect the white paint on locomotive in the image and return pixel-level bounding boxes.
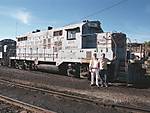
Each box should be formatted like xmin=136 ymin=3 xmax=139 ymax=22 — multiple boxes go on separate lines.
xmin=10 ymin=20 xmax=126 ymax=78
xmin=13 ymin=21 xmax=102 ymax=65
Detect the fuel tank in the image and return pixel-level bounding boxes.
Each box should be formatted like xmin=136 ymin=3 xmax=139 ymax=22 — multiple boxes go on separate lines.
xmin=37 ymin=64 xmax=59 ymax=73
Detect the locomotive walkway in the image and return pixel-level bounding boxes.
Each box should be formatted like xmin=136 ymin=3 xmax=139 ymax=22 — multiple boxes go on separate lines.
xmin=0 ymin=66 xmax=150 ymax=112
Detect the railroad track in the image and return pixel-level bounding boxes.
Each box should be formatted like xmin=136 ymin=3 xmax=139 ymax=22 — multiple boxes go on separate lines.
xmin=0 ymin=94 xmax=55 ymax=113
xmin=0 ymin=78 xmax=150 ymax=113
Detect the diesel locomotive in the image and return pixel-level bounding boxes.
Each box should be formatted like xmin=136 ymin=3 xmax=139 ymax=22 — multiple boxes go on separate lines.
xmin=9 ymin=20 xmax=126 ymax=78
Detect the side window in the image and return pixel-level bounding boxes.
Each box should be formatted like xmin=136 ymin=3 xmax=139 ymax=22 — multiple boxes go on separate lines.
xmin=53 ymin=30 xmax=63 ymax=36
xmin=68 ymin=31 xmax=76 ymax=40
xmin=67 ymin=27 xmax=80 ymax=40
xmin=17 ymin=36 xmax=27 ymax=42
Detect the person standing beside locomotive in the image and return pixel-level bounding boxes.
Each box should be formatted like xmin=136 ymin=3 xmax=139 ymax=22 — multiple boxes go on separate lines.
xmin=99 ymin=53 xmax=115 ymax=87
xmin=89 ymin=53 xmax=100 ymax=88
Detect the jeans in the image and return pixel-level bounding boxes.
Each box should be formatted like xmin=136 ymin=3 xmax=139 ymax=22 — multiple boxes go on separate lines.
xmin=99 ymin=69 xmax=107 ymax=86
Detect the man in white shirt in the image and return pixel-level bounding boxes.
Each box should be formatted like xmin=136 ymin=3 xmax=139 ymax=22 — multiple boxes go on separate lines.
xmin=89 ymin=53 xmax=99 ymax=87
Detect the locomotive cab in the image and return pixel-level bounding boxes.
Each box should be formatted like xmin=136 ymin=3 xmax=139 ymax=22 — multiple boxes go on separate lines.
xmin=0 ymin=39 xmax=16 ymax=66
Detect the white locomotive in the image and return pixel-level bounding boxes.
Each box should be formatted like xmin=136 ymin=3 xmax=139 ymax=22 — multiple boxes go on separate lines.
xmin=10 ymin=20 xmax=126 ymax=78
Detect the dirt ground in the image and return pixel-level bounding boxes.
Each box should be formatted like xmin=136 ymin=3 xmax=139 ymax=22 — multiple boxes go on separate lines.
xmin=0 ymin=66 xmax=150 ymax=112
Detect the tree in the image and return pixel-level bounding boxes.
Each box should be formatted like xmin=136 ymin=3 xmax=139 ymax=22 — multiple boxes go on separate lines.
xmin=144 ymin=41 xmax=150 ymax=47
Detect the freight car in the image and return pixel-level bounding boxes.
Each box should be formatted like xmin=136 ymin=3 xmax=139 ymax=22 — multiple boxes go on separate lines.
xmin=10 ymin=20 xmax=126 ymax=79
xmin=0 ymin=39 xmax=16 ymax=66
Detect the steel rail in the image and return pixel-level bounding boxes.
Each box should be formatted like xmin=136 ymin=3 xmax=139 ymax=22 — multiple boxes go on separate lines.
xmin=0 ymin=78 xmax=150 ymax=113
xmin=0 ymin=94 xmax=56 ymax=113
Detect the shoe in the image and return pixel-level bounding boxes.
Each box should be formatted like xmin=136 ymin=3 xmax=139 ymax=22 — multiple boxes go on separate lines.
xmin=100 ymin=85 xmax=103 ymax=87
xmin=104 ymin=84 xmax=108 ymax=87
xmin=96 ymin=85 xmax=100 ymax=88
xmin=90 ymin=84 xmax=95 ymax=86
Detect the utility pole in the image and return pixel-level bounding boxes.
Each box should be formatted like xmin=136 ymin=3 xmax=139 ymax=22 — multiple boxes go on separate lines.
xmin=15 ymin=22 xmax=18 ymax=37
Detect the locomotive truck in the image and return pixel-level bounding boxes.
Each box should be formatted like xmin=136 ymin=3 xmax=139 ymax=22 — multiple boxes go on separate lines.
xmin=10 ymin=20 xmax=127 ymax=79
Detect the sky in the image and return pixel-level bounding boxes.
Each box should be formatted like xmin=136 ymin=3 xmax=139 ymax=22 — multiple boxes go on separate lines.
xmin=0 ymin=0 xmax=150 ymax=43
